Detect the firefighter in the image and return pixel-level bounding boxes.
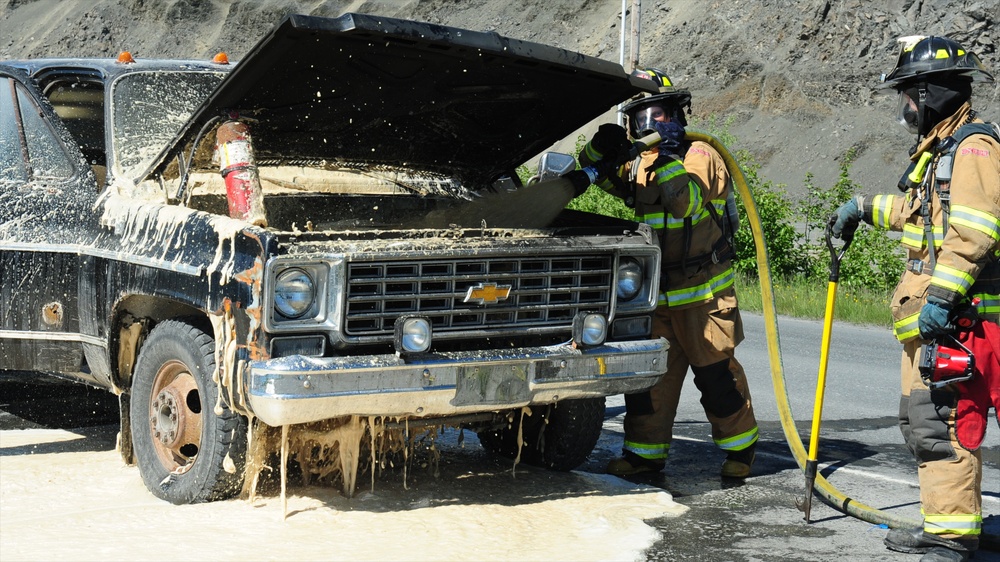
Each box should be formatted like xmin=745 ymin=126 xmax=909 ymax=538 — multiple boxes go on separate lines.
xmin=581 ymin=68 xmax=759 ymax=479
xmin=831 ymin=36 xmax=998 ymax=562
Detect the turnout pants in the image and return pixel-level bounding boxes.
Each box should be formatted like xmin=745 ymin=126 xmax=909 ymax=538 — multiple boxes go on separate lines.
xmin=622 ymin=291 xmax=759 ymax=461
xmin=899 ymin=340 xmax=983 ymax=541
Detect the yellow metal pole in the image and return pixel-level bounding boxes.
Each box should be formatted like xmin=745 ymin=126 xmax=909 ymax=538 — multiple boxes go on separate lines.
xmin=803 ymin=277 xmax=840 ymax=522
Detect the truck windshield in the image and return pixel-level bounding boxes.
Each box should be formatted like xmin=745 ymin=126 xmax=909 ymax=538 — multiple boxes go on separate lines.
xmin=111 ymin=70 xmax=224 ymax=181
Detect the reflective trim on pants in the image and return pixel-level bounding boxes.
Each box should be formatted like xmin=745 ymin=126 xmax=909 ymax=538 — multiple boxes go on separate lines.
xmin=715 ymin=426 xmax=759 ymax=451
xmin=924 ymin=512 xmax=983 ymax=537
xmin=623 ymin=440 xmax=670 ymax=460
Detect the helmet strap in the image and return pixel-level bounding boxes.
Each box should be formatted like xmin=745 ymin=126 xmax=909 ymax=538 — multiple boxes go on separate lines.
xmin=917 ymin=84 xmax=930 ymax=137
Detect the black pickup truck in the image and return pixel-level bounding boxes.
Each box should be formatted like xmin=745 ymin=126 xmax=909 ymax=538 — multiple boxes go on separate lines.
xmin=0 ymin=13 xmax=667 ymax=504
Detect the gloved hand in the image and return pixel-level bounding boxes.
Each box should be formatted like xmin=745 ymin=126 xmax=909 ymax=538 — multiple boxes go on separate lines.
xmin=829 ymin=195 xmax=865 ymax=241
xmin=653 ymin=120 xmax=686 ymax=155
xmin=589 ymin=123 xmax=631 ymax=162
xmin=918 ymin=295 xmax=955 ymax=339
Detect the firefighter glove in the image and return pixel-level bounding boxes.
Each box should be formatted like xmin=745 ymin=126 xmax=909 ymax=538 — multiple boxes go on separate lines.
xmin=654 ymin=120 xmax=686 ymax=155
xmin=918 ymin=295 xmax=955 ymax=339
xmin=829 ymin=196 xmax=864 ymax=241
xmin=590 ymin=123 xmax=631 ymax=163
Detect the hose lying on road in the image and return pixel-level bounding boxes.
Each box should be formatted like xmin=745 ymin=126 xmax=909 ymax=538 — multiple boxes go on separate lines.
xmin=686 ymin=131 xmax=999 ymax=551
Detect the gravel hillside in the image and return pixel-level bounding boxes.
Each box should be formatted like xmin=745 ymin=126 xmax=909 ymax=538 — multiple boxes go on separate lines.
xmin=2 ymin=0 xmax=998 ymax=197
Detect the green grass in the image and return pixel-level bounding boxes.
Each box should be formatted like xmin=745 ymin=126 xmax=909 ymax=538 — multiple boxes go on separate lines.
xmin=734 ymin=272 xmax=893 ymax=328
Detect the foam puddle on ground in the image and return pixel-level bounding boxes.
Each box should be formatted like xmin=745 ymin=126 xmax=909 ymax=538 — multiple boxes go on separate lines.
xmin=1 ymin=427 xmax=688 ymax=562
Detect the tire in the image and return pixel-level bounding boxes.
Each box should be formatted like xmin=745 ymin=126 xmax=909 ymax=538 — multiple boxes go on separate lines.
xmin=130 ymin=319 xmax=247 ymax=504
xmin=477 ymin=397 xmax=605 ymax=471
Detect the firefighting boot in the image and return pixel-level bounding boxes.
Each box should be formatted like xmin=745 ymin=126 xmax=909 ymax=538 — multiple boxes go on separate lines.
xmin=720 ymin=444 xmax=755 ymax=478
xmin=884 ymin=527 xmax=977 ymax=558
xmin=919 ymin=547 xmax=971 ymax=562
xmin=606 ymin=451 xmax=665 ymax=476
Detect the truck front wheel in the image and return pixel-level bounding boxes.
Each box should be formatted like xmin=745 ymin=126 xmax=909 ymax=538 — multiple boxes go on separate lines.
xmin=477 ymin=397 xmax=605 ymax=471
xmin=130 ymin=319 xmax=247 ymax=504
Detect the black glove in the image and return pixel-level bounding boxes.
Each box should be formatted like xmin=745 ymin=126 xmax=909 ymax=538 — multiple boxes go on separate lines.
xmin=829 ymin=196 xmax=864 ymax=241
xmin=653 ymin=120 xmax=685 ymax=155
xmin=590 ymin=123 xmax=631 ymax=162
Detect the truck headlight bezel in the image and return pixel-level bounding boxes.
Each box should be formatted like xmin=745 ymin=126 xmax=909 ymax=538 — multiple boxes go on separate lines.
xmin=264 ymin=260 xmax=333 ymax=331
xmin=274 ymin=267 xmax=316 ymax=319
xmin=614 ymin=250 xmax=659 ymax=313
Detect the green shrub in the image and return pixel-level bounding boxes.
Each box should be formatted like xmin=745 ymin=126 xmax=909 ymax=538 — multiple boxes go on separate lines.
xmin=797 ymin=147 xmax=904 ymax=291
xmin=731 ymin=149 xmax=809 ymax=278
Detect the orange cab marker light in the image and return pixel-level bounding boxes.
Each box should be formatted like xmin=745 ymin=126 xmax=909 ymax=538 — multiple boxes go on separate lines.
xmin=213 ymin=52 xmax=230 ymax=65
xmin=116 ymin=51 xmax=135 ymax=64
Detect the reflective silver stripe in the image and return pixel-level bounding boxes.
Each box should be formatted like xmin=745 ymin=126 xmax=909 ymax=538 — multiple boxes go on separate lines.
xmin=0 ymin=330 xmax=105 ymax=347
xmin=715 ymin=426 xmax=758 ymax=451
xmin=950 ymin=205 xmax=1000 ymax=242
xmin=623 ymin=440 xmax=670 ymax=460
xmin=930 ymin=263 xmax=974 ymax=295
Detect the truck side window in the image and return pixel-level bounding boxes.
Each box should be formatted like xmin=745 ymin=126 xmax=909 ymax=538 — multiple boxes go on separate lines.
xmin=15 ymin=81 xmax=74 ymax=179
xmin=0 ymin=76 xmax=29 ymax=183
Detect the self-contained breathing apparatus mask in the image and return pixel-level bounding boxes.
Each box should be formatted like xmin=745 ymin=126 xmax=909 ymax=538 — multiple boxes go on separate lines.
xmin=896 ymin=89 xmax=920 ymax=135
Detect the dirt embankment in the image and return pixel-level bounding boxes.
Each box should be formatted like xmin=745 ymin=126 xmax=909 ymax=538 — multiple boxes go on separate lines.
xmin=2 ymin=0 xmax=998 ymax=196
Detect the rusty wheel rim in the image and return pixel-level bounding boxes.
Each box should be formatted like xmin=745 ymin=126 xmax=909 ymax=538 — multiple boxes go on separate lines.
xmin=148 ymin=360 xmax=204 ymax=474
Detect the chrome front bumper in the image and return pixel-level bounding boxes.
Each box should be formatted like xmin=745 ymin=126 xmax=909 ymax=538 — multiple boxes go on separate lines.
xmin=246 ymin=338 xmax=668 ymax=426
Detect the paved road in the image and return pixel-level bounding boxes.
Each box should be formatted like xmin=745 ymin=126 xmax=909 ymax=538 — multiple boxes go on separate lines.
xmin=1 ymin=313 xmax=997 ymax=561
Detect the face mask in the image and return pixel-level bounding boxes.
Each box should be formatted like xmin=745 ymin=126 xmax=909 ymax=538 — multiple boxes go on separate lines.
xmin=631 ymin=105 xmax=667 ymax=137
xmin=896 ymin=91 xmax=919 ymax=134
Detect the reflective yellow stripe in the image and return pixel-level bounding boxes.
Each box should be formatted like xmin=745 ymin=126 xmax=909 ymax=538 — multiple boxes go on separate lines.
xmin=973 ymin=293 xmax=1000 ymax=314
xmin=924 ymin=513 xmax=983 ymax=536
xmin=716 ymin=426 xmax=758 ymax=451
xmin=665 ymin=206 xmax=709 ymax=229
xmin=584 ymin=142 xmax=603 ymax=161
xmin=654 ymin=160 xmax=686 ymax=184
xmin=950 ymin=204 xmax=1000 ymax=242
xmin=683 ymin=180 xmax=702 ymax=218
xmin=639 ymin=212 xmax=665 ymax=229
xmin=894 ymin=312 xmax=920 ymax=342
xmin=664 ymin=267 xmax=735 ymax=307
xmin=623 ymin=440 xmax=670 ymax=460
xmin=931 ymin=263 xmax=974 ymax=295
xmin=871 ymin=194 xmax=894 ymax=229
xmin=901 ymin=223 xmax=944 ymax=250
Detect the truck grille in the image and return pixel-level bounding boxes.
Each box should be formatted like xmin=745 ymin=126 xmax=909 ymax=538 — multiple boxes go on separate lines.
xmin=345 ymin=254 xmax=613 ymax=336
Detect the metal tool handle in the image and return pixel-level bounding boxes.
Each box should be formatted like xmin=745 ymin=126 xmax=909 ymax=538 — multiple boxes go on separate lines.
xmin=825 ymin=220 xmax=851 ymax=283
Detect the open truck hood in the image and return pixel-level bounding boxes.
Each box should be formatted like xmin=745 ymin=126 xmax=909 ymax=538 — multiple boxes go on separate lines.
xmin=145 ymin=13 xmax=656 ymax=187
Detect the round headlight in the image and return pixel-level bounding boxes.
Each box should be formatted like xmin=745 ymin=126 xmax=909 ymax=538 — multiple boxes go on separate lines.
xmin=617 ymin=258 xmax=643 ymax=301
xmin=398 ymin=317 xmax=431 ymax=353
xmin=274 ymin=268 xmax=315 ymax=319
xmin=581 ymin=314 xmax=608 ymax=346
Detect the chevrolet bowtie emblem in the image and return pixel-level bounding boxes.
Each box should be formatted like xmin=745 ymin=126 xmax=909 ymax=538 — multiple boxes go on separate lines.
xmin=464 ymin=282 xmax=512 ymax=305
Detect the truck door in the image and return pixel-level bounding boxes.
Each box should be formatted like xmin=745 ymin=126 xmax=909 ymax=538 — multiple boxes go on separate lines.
xmin=0 ymin=68 xmax=100 ymax=378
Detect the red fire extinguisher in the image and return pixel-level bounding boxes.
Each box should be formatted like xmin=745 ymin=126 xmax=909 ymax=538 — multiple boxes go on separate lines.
xmin=216 ymin=119 xmax=267 ymax=227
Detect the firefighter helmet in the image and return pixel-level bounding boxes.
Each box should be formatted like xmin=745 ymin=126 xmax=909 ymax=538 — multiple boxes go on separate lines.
xmin=622 ymin=68 xmax=692 ymax=137
xmin=879 ymin=35 xmax=994 ymax=90
xmin=880 ymin=36 xmax=994 ymax=136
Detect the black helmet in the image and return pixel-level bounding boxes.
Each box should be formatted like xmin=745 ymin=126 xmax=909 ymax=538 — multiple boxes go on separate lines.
xmin=622 ymin=68 xmax=692 ymax=137
xmin=879 ymin=35 xmax=994 ymax=90
xmin=880 ymin=36 xmax=994 ymax=136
